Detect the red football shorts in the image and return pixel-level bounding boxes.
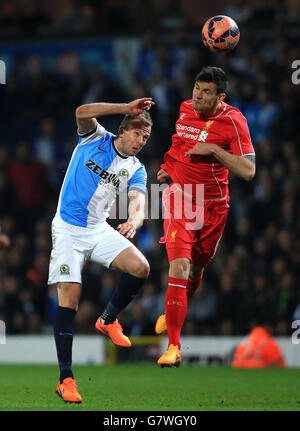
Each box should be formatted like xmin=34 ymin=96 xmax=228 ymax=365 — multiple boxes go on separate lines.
xmin=159 ymin=184 xmax=229 ymax=267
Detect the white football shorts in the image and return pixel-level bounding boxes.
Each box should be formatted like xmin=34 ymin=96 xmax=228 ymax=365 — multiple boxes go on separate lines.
xmin=48 ymin=215 xmax=133 ymax=284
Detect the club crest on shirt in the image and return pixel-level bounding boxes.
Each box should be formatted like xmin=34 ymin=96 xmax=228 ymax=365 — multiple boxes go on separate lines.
xmin=204 ymin=120 xmax=214 ymax=130
xmin=118 ymin=168 xmax=129 ymax=178
xmin=60 ymin=264 xmax=70 ymax=275
xmin=170 ymin=230 xmax=177 ymax=242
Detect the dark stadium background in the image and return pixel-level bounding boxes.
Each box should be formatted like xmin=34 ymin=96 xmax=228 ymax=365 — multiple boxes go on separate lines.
xmin=0 ymin=0 xmax=299 ymax=342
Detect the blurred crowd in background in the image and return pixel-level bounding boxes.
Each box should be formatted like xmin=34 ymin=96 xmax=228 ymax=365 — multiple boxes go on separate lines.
xmin=0 ymin=0 xmax=299 ymax=338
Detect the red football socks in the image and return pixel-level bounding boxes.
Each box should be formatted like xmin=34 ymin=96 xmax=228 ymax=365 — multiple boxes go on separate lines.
xmin=165 ymin=277 xmax=188 ymax=349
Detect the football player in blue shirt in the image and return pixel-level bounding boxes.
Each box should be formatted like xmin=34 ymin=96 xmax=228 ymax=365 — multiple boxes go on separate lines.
xmin=50 ymin=97 xmax=155 ymax=403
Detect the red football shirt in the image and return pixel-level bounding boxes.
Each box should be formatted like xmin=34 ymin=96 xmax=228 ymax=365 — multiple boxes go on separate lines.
xmin=161 ymin=100 xmax=255 ymax=199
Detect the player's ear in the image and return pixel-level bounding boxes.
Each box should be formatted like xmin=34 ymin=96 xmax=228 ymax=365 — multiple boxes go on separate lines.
xmin=218 ymin=92 xmax=226 ymax=102
xmin=118 ymin=125 xmax=125 ymax=136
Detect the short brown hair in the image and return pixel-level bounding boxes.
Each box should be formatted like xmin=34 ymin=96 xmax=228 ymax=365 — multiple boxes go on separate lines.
xmin=195 ymin=66 xmax=228 ymax=94
xmin=120 ymin=110 xmax=153 ymax=130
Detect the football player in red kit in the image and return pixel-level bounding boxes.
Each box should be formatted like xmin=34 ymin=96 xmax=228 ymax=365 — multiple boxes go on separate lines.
xmin=156 ymin=66 xmax=256 ymax=367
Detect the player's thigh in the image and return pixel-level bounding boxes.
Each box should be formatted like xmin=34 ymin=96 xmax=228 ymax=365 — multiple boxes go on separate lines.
xmin=111 ymin=245 xmax=150 ymax=278
xmin=57 ymin=282 xmax=82 ymax=310
xmin=161 ymin=215 xmax=196 ymax=268
xmin=192 ymin=201 xmax=228 ymax=267
xmin=161 ymin=196 xmax=194 ymax=278
xmin=90 ymin=222 xmax=149 ymax=277
xmin=48 ymin=223 xmax=87 ymax=285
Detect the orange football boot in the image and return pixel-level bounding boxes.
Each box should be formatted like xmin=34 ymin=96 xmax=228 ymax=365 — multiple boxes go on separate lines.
xmin=95 ymin=318 xmax=131 ymax=347
xmin=157 ymin=344 xmax=182 ymax=368
xmin=56 ymin=377 xmax=82 ymax=403
xmin=155 ymin=313 xmax=167 ymax=334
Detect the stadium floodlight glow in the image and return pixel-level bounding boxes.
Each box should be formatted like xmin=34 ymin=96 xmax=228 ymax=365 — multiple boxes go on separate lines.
xmin=0 ymin=60 xmax=6 ymax=85
xmin=0 ymin=320 xmax=6 ymax=344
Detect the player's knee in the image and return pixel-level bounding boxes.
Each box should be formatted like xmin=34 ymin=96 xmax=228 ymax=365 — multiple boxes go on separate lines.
xmin=170 ymin=258 xmax=190 ymax=279
xmin=131 ymin=259 xmax=150 ymax=279
xmin=137 ymin=261 xmax=150 ymax=279
xmin=172 ymin=267 xmax=187 ymax=279
xmin=57 ymin=283 xmax=80 ymax=310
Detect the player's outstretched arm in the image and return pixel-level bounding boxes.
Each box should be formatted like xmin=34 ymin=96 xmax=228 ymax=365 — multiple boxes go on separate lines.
xmin=117 ymin=190 xmax=146 ymax=239
xmin=75 ymin=98 xmax=155 ymax=134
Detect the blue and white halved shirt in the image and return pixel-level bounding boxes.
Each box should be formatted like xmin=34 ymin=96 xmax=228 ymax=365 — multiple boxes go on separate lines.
xmin=55 ymin=123 xmax=147 ymax=227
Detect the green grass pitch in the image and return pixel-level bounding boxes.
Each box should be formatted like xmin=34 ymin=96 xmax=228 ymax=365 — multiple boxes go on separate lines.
xmin=0 ymin=363 xmax=300 ymax=411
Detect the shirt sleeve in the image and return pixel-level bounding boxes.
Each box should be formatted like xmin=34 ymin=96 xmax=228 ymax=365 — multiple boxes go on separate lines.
xmin=227 ymin=113 xmax=255 ymax=156
xmin=128 ymin=166 xmax=147 ymax=193
xmin=77 ymin=122 xmax=106 ymax=146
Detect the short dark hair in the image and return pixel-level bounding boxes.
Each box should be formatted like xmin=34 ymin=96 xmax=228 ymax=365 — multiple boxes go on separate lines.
xmin=120 ymin=110 xmax=153 ymax=130
xmin=195 ymin=66 xmax=228 ymax=94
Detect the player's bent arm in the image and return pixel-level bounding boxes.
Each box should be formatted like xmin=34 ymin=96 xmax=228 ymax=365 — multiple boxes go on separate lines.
xmin=116 ymin=190 xmax=146 ymax=239
xmin=212 ymin=146 xmax=256 ymax=181
xmin=127 ymin=190 xmax=146 ymax=230
xmin=185 ymin=143 xmax=256 ymax=181
xmin=75 ymin=103 xmax=128 ymax=134
xmin=75 ymin=98 xmax=154 ymax=135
